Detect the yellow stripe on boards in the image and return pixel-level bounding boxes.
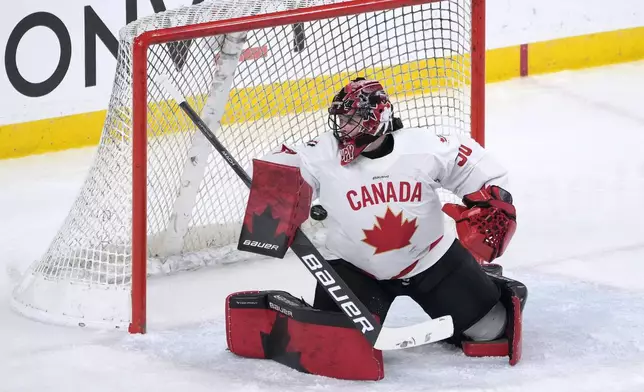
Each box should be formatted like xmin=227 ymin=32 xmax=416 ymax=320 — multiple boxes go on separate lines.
xmin=0 ymin=111 xmax=106 ymax=159
xmin=485 ymin=45 xmax=522 ymax=83
xmin=528 ymin=26 xmax=644 ymax=75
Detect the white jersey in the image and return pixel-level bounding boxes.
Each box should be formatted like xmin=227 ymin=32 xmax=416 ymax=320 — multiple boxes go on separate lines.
xmin=256 ymin=127 xmax=509 ymax=280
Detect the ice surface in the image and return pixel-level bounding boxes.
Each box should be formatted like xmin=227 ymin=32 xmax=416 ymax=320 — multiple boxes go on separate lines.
xmin=2 ymin=61 xmax=644 ymax=391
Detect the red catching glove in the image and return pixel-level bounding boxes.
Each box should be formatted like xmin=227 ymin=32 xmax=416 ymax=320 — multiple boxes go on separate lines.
xmin=442 ymin=185 xmax=517 ymax=263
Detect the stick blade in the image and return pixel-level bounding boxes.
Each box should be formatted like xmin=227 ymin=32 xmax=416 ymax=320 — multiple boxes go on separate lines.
xmin=373 ymin=315 xmax=454 ymax=351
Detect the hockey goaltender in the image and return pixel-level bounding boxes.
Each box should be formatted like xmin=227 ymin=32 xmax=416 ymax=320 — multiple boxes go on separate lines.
xmin=225 ymin=78 xmax=527 ymax=381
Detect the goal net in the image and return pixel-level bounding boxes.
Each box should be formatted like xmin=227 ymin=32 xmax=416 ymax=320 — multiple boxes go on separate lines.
xmin=11 ymin=0 xmax=484 ymax=332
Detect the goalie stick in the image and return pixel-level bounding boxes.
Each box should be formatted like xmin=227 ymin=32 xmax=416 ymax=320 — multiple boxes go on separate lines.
xmin=157 ymin=74 xmax=453 ymax=351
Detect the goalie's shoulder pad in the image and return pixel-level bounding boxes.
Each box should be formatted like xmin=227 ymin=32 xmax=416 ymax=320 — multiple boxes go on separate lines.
xmin=262 ymin=132 xmax=338 ymax=168
xmin=392 ymin=127 xmax=452 ymax=153
xmin=392 ymin=126 xmax=470 ymax=164
xmin=261 ymin=143 xmax=302 ymax=168
xmin=301 ymin=131 xmax=342 ymax=164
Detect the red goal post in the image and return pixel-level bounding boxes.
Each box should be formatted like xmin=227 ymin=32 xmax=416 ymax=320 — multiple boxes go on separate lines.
xmin=12 ymin=0 xmax=486 ymax=334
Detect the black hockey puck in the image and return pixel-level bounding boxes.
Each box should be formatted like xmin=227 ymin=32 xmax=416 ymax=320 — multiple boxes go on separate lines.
xmin=310 ymin=204 xmax=328 ymax=221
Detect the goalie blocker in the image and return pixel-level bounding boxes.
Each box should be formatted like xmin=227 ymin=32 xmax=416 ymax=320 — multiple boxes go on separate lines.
xmin=238 ymin=159 xmax=313 ymax=258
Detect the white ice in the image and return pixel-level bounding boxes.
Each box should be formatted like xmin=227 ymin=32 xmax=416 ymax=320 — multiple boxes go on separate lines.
xmin=2 ymin=61 xmax=644 ymax=391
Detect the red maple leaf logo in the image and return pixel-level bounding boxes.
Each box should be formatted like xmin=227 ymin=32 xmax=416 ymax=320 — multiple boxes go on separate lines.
xmin=362 ymin=207 xmax=418 ymax=254
xmin=273 ymin=144 xmax=296 ymax=154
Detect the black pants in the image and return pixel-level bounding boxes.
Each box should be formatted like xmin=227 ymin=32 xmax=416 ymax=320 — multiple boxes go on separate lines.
xmin=313 ymin=239 xmax=501 ymax=338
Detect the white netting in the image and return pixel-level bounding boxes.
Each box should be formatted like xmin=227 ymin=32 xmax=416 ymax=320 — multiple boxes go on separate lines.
xmin=12 ymin=0 xmax=476 ymax=329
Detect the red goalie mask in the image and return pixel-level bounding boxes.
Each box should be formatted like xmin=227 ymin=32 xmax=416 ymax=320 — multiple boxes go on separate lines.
xmin=328 ymin=78 xmax=393 ymax=165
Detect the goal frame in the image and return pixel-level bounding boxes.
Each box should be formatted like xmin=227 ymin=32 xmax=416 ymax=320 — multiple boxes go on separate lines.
xmin=130 ymin=0 xmax=486 ymax=334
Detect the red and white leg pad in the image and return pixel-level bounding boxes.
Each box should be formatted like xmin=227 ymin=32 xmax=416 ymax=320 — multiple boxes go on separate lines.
xmin=462 ymin=274 xmax=526 ymax=366
xmin=462 ymin=295 xmax=522 ymax=365
xmin=225 ymin=290 xmax=384 ymax=380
